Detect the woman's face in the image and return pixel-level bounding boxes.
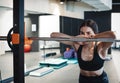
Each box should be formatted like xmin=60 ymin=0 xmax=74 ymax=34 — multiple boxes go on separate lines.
xmin=80 ymin=26 xmax=95 ymax=37
xmin=80 ymin=26 xmax=95 ymax=45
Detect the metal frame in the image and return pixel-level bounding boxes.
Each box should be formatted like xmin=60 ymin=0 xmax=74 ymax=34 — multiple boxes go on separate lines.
xmin=13 ymin=0 xmax=24 ymax=83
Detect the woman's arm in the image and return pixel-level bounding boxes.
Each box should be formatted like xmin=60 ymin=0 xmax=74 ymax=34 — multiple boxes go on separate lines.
xmin=94 ymin=31 xmax=116 ymax=57
xmin=50 ymin=32 xmax=75 ymax=45
xmin=94 ymin=31 xmax=116 ymax=39
xmin=50 ymin=32 xmax=87 ymax=51
xmin=95 ymin=31 xmax=116 ymax=48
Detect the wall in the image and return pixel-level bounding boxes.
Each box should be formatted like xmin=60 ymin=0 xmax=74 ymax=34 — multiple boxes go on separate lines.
xmin=24 ymin=0 xmax=95 ymax=19
xmin=39 ymin=15 xmax=60 ymax=49
xmin=28 ymin=14 xmax=40 ymax=52
xmin=111 ymin=13 xmax=120 ymax=48
xmin=25 ymin=14 xmax=60 ymax=51
xmin=25 ymin=14 xmax=40 ymax=52
xmin=0 ymin=0 xmax=97 ymax=19
xmin=84 ymin=11 xmax=111 ymax=32
xmin=0 ymin=9 xmax=13 ymax=52
xmin=60 ymin=16 xmax=83 ymax=53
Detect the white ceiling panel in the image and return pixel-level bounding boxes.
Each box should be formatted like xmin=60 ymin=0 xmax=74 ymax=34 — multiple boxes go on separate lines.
xmin=81 ymin=0 xmax=112 ymax=11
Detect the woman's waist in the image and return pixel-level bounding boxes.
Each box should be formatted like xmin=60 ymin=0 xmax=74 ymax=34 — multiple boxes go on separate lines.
xmin=80 ymin=67 xmax=104 ymax=77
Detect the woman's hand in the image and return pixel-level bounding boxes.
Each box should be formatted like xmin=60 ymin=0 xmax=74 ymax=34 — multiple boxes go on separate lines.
xmin=88 ymin=34 xmax=96 ymax=39
xmin=50 ymin=32 xmax=59 ymax=38
xmin=74 ymin=35 xmax=86 ymax=45
xmin=75 ymin=34 xmax=95 ymax=39
xmin=75 ymin=34 xmax=96 ymax=45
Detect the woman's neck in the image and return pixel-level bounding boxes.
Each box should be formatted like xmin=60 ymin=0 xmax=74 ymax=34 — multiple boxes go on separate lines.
xmin=84 ymin=42 xmax=95 ymax=49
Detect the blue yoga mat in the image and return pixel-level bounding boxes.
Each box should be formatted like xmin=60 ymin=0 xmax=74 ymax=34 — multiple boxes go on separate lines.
xmin=59 ymin=57 xmax=78 ymax=64
xmin=39 ymin=58 xmax=68 ymax=69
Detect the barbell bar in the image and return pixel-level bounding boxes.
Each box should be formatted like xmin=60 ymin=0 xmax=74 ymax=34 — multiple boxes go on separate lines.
xmin=0 ymin=36 xmax=119 ymax=42
xmin=29 ymin=37 xmax=120 ymax=42
xmin=0 ymin=36 xmax=8 ymax=41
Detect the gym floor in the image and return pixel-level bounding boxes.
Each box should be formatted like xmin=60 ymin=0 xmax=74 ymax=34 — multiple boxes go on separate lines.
xmin=0 ymin=49 xmax=120 ymax=83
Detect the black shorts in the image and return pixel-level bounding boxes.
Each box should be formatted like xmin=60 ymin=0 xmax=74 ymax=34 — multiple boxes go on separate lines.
xmin=79 ymin=71 xmax=109 ymax=83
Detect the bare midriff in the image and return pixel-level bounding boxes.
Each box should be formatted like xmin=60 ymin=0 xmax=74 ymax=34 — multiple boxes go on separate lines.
xmin=80 ymin=67 xmax=104 ymax=77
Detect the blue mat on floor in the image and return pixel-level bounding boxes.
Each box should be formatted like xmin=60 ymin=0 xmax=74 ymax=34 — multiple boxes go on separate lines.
xmin=59 ymin=57 xmax=78 ymax=64
xmin=67 ymin=59 xmax=78 ymax=64
xmin=29 ymin=67 xmax=54 ymax=77
xmin=39 ymin=58 xmax=68 ymax=69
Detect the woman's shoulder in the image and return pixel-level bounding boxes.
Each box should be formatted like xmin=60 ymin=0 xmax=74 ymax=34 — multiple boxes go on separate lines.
xmin=96 ymin=42 xmax=108 ymax=59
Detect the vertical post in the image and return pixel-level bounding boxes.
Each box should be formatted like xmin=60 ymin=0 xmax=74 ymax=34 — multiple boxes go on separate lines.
xmin=13 ymin=0 xmax=24 ymax=83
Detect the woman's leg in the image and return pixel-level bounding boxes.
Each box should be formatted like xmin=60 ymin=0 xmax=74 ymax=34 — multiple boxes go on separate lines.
xmin=101 ymin=71 xmax=109 ymax=83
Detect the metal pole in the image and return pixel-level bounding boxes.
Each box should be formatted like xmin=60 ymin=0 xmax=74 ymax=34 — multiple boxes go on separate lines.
xmin=0 ymin=36 xmax=119 ymax=42
xmin=13 ymin=0 xmax=24 ymax=83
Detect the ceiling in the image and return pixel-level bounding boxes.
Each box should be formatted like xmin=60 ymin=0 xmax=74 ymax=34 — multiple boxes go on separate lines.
xmin=66 ymin=0 xmax=120 ymax=11
xmin=81 ymin=0 xmax=112 ymax=11
xmin=64 ymin=0 xmax=112 ymax=11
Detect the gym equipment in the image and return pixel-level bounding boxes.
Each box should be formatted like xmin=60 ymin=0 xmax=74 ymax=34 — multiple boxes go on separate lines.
xmin=0 ymin=35 xmax=119 ymax=52
xmin=42 ymin=52 xmax=57 ymax=57
xmin=29 ymin=67 xmax=54 ymax=77
xmin=29 ymin=37 xmax=119 ymax=42
xmin=60 ymin=58 xmax=78 ymax=64
xmin=39 ymin=41 xmax=68 ymax=69
xmin=24 ymin=44 xmax=31 ymax=52
xmin=0 ymin=26 xmax=119 ymax=51
xmin=39 ymin=58 xmax=68 ymax=69
xmin=0 ymin=36 xmax=120 ymax=43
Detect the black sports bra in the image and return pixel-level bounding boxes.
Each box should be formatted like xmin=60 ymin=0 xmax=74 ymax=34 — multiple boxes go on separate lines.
xmin=77 ymin=43 xmax=104 ymax=71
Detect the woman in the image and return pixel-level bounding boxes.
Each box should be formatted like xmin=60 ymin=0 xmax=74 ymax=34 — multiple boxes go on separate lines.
xmin=50 ymin=19 xmax=116 ymax=83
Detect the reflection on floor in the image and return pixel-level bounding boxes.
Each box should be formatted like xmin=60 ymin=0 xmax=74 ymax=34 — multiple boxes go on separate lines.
xmin=0 ymin=49 xmax=120 ymax=83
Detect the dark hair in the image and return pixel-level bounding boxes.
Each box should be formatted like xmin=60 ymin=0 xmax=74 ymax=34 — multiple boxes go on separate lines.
xmin=80 ymin=19 xmax=99 ymax=34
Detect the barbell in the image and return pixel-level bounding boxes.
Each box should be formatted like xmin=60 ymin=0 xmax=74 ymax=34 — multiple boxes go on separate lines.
xmin=29 ymin=37 xmax=119 ymax=42
xmin=0 ymin=27 xmax=119 ymax=51
xmin=0 ymin=36 xmax=119 ymax=42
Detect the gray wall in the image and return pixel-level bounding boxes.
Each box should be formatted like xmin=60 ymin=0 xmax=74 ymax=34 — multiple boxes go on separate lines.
xmin=25 ymin=14 xmax=40 ymax=52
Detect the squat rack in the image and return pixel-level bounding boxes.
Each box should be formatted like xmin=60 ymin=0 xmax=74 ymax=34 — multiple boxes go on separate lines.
xmin=13 ymin=0 xmax=24 ymax=83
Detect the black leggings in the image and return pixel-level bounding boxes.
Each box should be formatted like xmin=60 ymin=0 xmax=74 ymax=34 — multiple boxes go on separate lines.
xmin=79 ymin=71 xmax=109 ymax=83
